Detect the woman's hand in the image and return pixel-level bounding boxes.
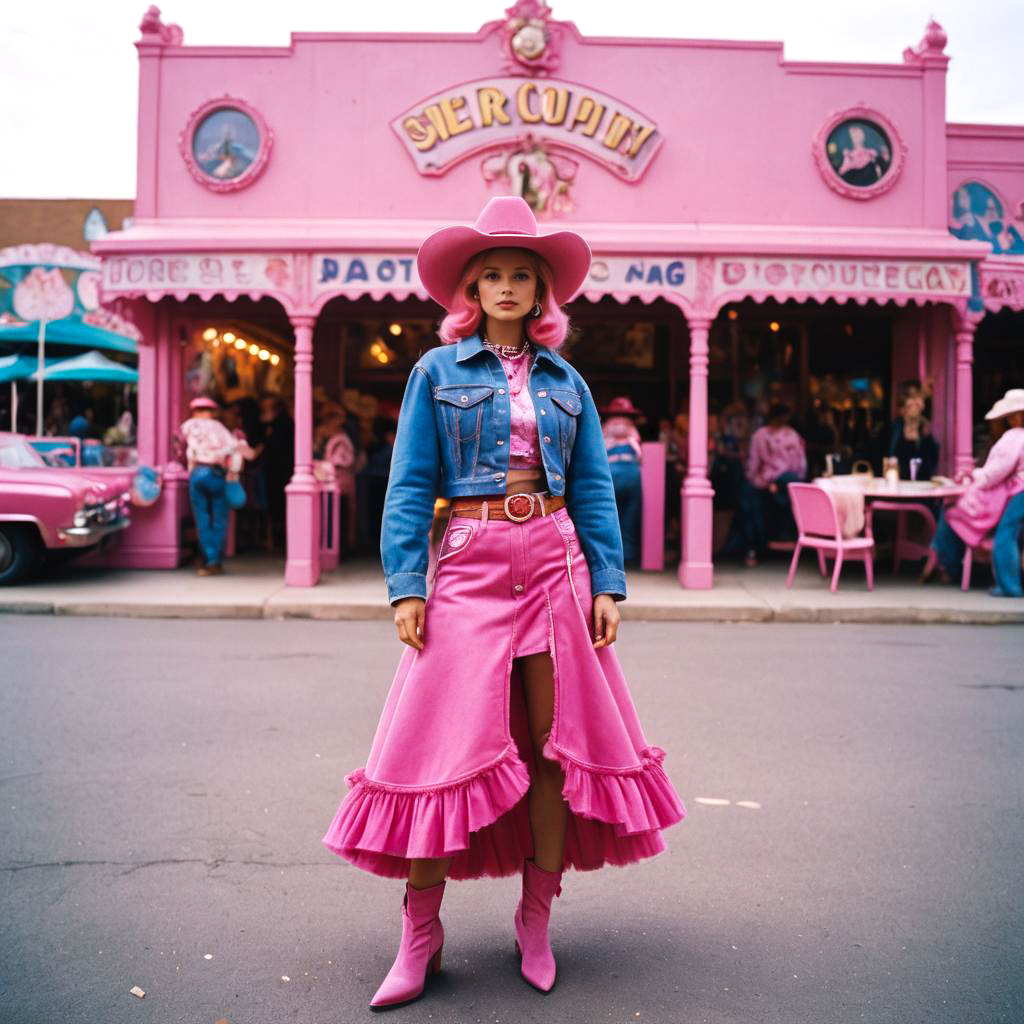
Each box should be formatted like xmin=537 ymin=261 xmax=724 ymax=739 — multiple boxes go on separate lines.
xmin=592 ymin=594 xmax=620 ymax=648
xmin=393 ymin=596 xmax=426 ymax=650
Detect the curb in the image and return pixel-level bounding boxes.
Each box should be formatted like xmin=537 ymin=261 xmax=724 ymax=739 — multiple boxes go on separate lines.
xmin=2 ymin=599 xmax=1022 ymax=625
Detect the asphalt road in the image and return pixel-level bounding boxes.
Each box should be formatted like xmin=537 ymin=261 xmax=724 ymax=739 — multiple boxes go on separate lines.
xmin=1 ymin=616 xmax=1022 ymax=1024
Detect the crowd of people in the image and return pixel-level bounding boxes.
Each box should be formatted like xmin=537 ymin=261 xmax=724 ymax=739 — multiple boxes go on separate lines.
xmin=179 ymin=376 xmax=1023 ymax=598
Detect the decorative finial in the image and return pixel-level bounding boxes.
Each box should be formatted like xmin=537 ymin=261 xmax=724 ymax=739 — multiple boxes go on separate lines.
xmin=903 ymin=17 xmax=947 ymax=63
xmin=138 ymin=6 xmax=183 ymax=45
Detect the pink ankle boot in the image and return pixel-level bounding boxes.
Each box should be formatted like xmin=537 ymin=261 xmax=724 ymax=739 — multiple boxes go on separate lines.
xmin=513 ymin=859 xmax=563 ymax=992
xmin=370 ymin=880 xmax=445 ymax=1010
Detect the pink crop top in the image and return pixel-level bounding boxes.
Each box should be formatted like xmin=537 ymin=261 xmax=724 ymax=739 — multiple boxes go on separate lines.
xmin=491 ymin=344 xmax=542 ymax=470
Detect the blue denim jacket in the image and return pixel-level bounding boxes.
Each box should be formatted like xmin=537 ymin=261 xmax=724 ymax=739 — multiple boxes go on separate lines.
xmin=381 ymin=332 xmax=627 ymax=605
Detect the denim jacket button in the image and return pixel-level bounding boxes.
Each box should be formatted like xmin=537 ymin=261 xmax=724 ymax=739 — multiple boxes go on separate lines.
xmin=544 ymin=435 xmax=551 ymax=443
xmin=498 ymin=388 xmax=506 ymax=394
xmin=496 ymin=439 xmax=504 ymax=445
xmin=540 ymin=409 xmax=547 ymax=415
xmin=460 ymin=395 xmax=468 ymax=402
xmin=554 ymin=474 xmax=562 ymax=480
xmin=537 ymin=390 xmax=547 ymax=397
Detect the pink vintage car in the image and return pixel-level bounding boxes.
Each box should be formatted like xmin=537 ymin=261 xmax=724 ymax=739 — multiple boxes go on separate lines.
xmin=0 ymin=431 xmax=132 ymax=585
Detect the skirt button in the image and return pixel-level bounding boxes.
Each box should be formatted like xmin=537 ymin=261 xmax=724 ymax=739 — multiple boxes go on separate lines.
xmin=513 ymin=583 xmax=524 ymax=593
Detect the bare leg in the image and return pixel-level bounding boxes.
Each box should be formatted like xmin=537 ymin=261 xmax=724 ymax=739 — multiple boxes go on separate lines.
xmin=408 ymin=856 xmax=451 ymax=890
xmin=518 ymin=651 xmax=568 ymax=873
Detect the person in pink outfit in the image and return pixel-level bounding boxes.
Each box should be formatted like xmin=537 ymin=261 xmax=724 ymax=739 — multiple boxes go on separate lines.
xmin=727 ymin=402 xmax=807 ymax=565
xmin=320 ymin=197 xmax=686 ymax=1010
xmin=923 ymin=388 xmax=1024 ymax=595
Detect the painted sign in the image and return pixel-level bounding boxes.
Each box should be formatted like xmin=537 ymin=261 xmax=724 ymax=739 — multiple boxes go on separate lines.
xmin=102 ymin=253 xmax=295 ymax=295
xmin=712 ymin=257 xmax=973 ymax=300
xmin=313 ymin=253 xmax=422 ymax=299
xmin=979 ymin=264 xmax=1024 ymax=310
xmin=391 ymin=77 xmax=661 ymax=181
xmin=584 ymin=257 xmax=696 ymax=300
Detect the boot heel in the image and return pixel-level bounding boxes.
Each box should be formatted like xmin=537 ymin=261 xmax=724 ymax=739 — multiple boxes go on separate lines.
xmin=428 ymin=945 xmax=443 ymax=974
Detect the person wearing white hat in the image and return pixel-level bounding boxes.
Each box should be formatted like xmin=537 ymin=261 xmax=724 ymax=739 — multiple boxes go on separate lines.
xmin=924 ymin=388 xmax=1024 ymax=595
xmin=180 ymin=396 xmax=240 ymax=575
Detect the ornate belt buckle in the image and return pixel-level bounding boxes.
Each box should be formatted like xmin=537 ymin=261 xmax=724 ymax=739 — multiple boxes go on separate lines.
xmin=503 ymin=492 xmax=536 ymax=522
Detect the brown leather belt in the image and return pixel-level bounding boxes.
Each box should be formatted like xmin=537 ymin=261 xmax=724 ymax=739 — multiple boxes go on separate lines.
xmin=450 ymin=492 xmax=565 ymax=523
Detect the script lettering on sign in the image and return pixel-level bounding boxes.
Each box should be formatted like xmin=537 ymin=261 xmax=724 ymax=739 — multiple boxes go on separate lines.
xmin=713 ymin=257 xmax=973 ymax=301
xmin=102 ymin=253 xmax=295 ymax=296
xmin=392 ymin=77 xmax=661 ymax=182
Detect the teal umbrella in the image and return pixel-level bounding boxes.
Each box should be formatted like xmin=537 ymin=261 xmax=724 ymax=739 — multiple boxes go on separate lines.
xmin=30 ymin=350 xmax=138 ymax=383
xmin=0 ymin=318 xmax=139 ymax=355
xmin=0 ymin=353 xmax=61 ymax=382
xmin=0 ymin=353 xmax=60 ymax=431
xmin=0 ymin=245 xmax=140 ymax=434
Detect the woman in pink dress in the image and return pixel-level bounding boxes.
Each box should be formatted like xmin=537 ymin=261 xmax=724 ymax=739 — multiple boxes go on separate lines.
xmin=923 ymin=389 xmax=1024 ymax=595
xmin=320 ymin=197 xmax=686 ymax=1009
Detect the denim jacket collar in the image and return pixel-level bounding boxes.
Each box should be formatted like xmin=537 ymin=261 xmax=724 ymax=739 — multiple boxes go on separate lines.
xmin=455 ymin=332 xmax=557 ymax=366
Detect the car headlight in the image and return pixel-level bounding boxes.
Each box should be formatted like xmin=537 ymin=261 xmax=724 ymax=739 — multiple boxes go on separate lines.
xmin=73 ymin=510 xmax=89 ymax=528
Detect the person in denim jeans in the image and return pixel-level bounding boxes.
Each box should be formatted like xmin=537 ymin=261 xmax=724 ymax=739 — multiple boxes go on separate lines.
xmin=925 ymin=390 xmax=1024 ymax=595
xmin=180 ymin=396 xmax=239 ymax=575
xmin=321 ymin=198 xmax=686 ymax=1010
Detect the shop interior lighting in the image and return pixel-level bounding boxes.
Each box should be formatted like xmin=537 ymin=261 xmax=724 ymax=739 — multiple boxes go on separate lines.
xmin=388 ymin=323 xmax=402 ymax=336
xmin=269 ymin=354 xmax=281 ymax=366
xmin=248 ymin=343 xmax=260 ymax=355
xmin=727 ymin=309 xmax=738 ymax=320
xmin=223 ymin=332 xmax=236 ymax=343
xmin=377 ymin=351 xmax=389 ymax=364
xmin=202 ymin=327 xmax=218 ymax=341
xmin=211 ymin=337 xmax=220 ymax=347
xmin=370 ymin=341 xmax=383 ymax=356
xmin=769 ymin=321 xmax=781 ymax=332
xmin=234 ymin=338 xmax=247 ymax=350
xmin=258 ymin=349 xmax=270 ymax=361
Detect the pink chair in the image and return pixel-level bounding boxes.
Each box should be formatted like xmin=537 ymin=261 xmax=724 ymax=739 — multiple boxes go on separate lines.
xmin=786 ymin=482 xmax=875 ymax=593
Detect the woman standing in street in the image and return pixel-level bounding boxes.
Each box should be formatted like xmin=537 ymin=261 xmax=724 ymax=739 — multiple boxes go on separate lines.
xmin=321 ymin=196 xmax=686 ymax=1009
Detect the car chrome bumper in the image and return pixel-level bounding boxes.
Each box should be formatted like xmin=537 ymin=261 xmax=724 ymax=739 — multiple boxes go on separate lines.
xmin=57 ymin=520 xmax=130 ymax=547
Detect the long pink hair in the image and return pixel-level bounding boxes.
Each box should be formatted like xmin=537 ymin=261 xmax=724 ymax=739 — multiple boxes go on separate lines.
xmin=437 ymin=247 xmax=570 ymax=349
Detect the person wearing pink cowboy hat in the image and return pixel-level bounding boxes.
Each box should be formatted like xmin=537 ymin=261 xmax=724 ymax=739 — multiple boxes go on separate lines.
xmin=320 ymin=196 xmax=686 ymax=1010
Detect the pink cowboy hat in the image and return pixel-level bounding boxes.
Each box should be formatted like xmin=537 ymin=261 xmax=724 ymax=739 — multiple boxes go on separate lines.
xmin=599 ymin=396 xmax=643 ymax=417
xmin=189 ymin=396 xmax=219 ymax=411
xmin=416 ymin=195 xmax=592 ymax=310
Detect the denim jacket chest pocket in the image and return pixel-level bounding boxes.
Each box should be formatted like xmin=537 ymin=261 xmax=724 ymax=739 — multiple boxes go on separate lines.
xmin=434 ymin=384 xmax=494 ymax=479
xmin=548 ymin=387 xmax=582 ymax=466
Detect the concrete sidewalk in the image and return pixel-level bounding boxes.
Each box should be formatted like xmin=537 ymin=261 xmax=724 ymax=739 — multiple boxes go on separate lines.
xmin=2 ymin=553 xmax=1022 ymax=624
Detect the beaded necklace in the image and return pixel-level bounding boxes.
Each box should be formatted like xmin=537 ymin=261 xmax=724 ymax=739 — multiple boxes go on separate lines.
xmin=480 ymin=328 xmax=530 ymax=360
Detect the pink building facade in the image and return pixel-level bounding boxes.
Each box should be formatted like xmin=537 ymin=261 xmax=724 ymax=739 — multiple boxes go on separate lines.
xmin=94 ymin=4 xmax=1024 ymax=588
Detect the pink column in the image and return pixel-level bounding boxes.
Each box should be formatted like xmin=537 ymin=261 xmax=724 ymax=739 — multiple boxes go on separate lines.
xmin=953 ymin=316 xmax=976 ymax=476
xmin=285 ymin=315 xmax=321 ymax=587
xmin=640 ymin=440 xmax=665 ymax=571
xmin=680 ymin=315 xmax=714 ymax=589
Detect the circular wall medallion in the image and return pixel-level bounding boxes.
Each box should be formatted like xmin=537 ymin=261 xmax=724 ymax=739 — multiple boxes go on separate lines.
xmin=813 ymin=107 xmax=906 ymax=200
xmin=179 ymin=97 xmax=272 ymax=193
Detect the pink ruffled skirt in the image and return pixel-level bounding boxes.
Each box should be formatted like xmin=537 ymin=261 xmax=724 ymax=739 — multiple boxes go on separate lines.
xmin=321 ymin=504 xmax=686 ymax=880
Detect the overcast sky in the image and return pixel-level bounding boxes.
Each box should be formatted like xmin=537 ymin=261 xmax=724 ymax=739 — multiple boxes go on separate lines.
xmin=1 ymin=0 xmax=1021 ymax=197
